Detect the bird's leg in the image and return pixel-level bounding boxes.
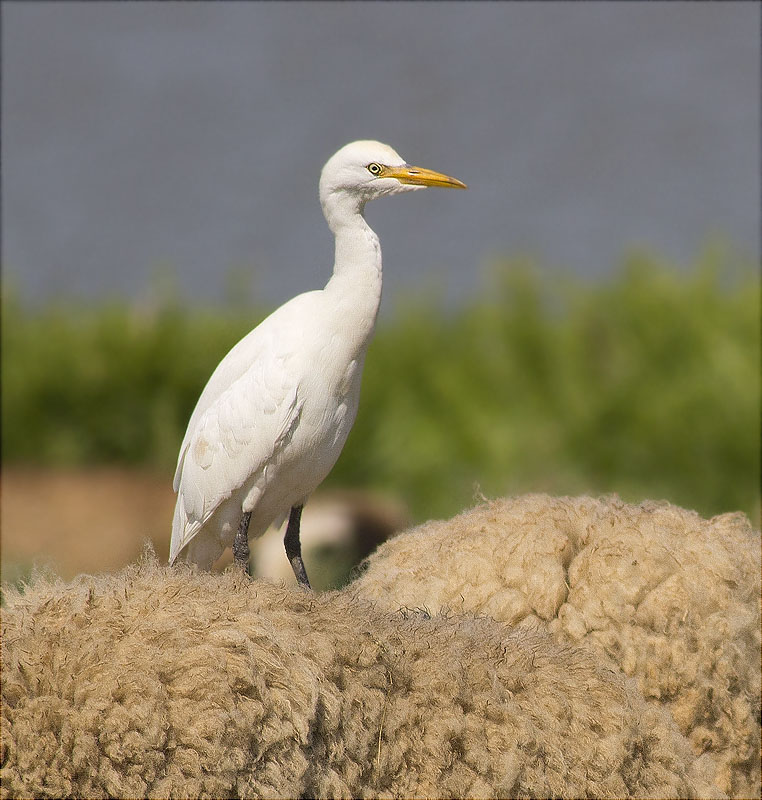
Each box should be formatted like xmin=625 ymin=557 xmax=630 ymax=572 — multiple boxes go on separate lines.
xmin=233 ymin=511 xmax=251 ymax=571
xmin=284 ymin=504 xmax=311 ymax=589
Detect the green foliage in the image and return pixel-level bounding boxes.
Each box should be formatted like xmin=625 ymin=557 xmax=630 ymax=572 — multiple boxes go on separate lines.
xmin=1 ymin=295 xmax=261 ymax=467
xmin=3 ymin=249 xmax=759 ymax=526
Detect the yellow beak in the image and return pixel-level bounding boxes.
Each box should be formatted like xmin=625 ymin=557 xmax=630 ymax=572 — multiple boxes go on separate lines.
xmin=383 ymin=164 xmax=467 ymax=189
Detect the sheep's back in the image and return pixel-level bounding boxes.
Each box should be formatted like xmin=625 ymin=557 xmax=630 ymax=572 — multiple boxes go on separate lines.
xmin=1 ymin=551 xmax=715 ymax=799
xmin=350 ymin=494 xmax=761 ymax=798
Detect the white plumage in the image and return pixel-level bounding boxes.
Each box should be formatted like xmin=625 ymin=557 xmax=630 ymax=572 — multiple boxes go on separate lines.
xmin=169 ymin=140 xmax=466 ymax=584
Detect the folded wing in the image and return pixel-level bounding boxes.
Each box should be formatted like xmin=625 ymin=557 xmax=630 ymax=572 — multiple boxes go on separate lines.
xmin=170 ymin=341 xmax=304 ymax=564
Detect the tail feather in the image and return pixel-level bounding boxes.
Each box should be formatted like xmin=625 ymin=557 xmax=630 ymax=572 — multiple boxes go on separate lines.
xmin=169 ymin=490 xmax=195 ymax=564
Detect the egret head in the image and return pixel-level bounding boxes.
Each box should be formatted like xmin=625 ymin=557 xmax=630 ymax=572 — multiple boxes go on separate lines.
xmin=319 ymin=140 xmax=466 ymax=221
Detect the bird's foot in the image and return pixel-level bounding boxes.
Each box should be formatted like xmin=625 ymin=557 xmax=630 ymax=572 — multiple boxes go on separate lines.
xmin=284 ymin=504 xmax=311 ymax=590
xmin=233 ymin=511 xmax=251 ymax=572
xmin=290 ymin=555 xmax=312 ymax=590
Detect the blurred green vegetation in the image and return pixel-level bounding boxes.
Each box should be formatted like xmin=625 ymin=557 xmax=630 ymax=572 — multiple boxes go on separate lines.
xmin=2 ymin=248 xmax=759 ymax=526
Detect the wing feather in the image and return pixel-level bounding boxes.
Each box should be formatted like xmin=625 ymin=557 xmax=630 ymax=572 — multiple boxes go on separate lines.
xmin=169 ymin=293 xmax=320 ymax=563
xmin=172 ymin=290 xmax=321 ymax=491
xmin=169 ymin=358 xmax=303 ymax=562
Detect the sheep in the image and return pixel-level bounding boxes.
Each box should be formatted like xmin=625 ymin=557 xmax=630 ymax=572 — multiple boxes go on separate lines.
xmin=1 ymin=554 xmax=718 ymax=799
xmin=349 ymin=493 xmax=762 ymax=799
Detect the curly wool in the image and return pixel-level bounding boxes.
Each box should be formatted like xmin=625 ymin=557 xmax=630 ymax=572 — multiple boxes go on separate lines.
xmin=349 ymin=494 xmax=761 ymax=799
xmin=2 ymin=555 xmax=714 ymax=799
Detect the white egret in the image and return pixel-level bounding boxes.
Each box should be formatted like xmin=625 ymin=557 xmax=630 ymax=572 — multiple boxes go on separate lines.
xmin=169 ymin=140 xmax=466 ymax=587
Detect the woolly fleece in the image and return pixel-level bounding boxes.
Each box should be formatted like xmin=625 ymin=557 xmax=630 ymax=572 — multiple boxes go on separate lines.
xmin=349 ymin=494 xmax=762 ymax=798
xmin=2 ymin=555 xmax=715 ymax=799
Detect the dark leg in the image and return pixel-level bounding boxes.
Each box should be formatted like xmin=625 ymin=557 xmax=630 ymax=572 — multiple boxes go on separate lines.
xmin=233 ymin=511 xmax=251 ymax=571
xmin=284 ymin=504 xmax=311 ymax=589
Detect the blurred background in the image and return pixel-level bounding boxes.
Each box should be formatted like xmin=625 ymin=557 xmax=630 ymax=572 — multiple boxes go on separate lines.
xmin=2 ymin=2 xmax=759 ymax=588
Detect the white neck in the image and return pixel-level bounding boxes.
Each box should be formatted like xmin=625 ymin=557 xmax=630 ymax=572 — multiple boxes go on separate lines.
xmin=321 ymin=190 xmax=383 ymax=342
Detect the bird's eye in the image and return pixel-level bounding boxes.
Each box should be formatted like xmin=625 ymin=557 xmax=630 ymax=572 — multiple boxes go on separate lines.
xmin=367 ymin=163 xmax=383 ymax=176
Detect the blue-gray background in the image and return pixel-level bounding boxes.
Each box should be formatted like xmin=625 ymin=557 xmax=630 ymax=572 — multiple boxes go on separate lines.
xmin=3 ymin=2 xmax=759 ymax=311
